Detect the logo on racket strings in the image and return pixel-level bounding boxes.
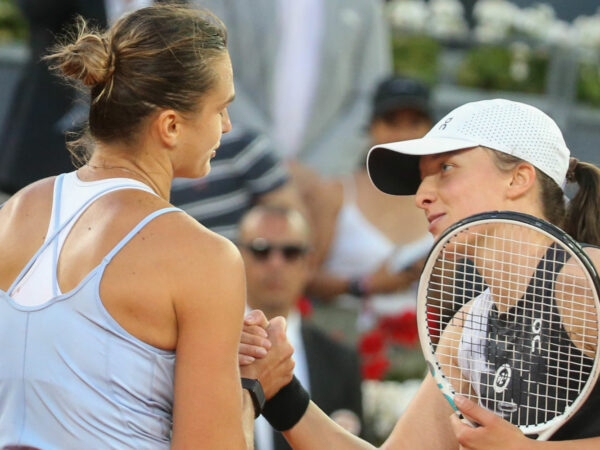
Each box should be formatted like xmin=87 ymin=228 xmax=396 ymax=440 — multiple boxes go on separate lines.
xmin=493 ymin=363 xmax=511 ymax=393
xmin=531 ymin=318 xmax=542 ymax=354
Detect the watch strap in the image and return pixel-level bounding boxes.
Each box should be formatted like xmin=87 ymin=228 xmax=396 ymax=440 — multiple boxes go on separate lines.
xmin=241 ymin=377 xmax=266 ymax=418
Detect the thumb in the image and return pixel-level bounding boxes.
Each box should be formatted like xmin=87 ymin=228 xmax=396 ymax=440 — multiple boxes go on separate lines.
xmin=267 ymin=316 xmax=288 ymax=340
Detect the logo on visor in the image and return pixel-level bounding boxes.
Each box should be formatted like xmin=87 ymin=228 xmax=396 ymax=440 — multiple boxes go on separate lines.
xmin=439 ymin=117 xmax=453 ymax=130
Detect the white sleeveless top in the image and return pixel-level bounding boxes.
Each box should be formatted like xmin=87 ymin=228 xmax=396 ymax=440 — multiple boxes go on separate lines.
xmin=0 ymin=172 xmax=180 ymax=449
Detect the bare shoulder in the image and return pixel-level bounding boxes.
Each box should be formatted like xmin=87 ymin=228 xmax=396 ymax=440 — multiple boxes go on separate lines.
xmin=583 ymin=246 xmax=600 ymax=272
xmin=144 ymin=209 xmax=243 ymax=273
xmin=0 ymin=178 xmax=55 ymax=247
xmin=0 ymin=177 xmax=54 ymax=221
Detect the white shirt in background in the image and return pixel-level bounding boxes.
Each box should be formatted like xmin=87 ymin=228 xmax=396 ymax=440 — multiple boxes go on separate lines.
xmin=272 ymin=0 xmax=324 ymax=159
xmin=254 ymin=309 xmax=309 ymax=450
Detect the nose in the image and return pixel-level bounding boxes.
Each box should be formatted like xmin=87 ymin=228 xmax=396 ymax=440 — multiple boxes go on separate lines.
xmin=415 ymin=176 xmax=434 ymax=211
xmin=265 ymin=250 xmax=288 ymax=268
xmin=222 ymin=109 xmax=232 ymax=134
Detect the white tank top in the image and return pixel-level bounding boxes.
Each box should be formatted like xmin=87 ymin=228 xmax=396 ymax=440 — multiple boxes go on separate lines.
xmin=1 ymin=172 xmax=180 ymax=449
xmin=323 ymin=176 xmax=432 ymax=326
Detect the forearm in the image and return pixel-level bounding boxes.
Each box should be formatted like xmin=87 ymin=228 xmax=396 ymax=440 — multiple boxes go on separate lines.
xmin=242 ymin=390 xmax=256 ymax=450
xmin=283 ymin=402 xmax=377 ymax=450
xmin=306 ymin=272 xmax=358 ymax=302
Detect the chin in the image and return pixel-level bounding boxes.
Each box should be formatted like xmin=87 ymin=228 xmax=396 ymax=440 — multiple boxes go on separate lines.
xmin=179 ymin=162 xmax=211 ymax=180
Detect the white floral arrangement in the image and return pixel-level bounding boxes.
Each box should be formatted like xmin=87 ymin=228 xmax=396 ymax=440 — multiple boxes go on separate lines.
xmin=386 ymin=0 xmax=469 ymax=41
xmin=387 ymin=0 xmax=600 ymax=52
xmin=362 ymin=378 xmax=422 ymax=443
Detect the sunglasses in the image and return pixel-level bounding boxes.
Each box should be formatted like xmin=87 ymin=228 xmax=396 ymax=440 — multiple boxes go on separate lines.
xmin=240 ymin=238 xmax=309 ymax=263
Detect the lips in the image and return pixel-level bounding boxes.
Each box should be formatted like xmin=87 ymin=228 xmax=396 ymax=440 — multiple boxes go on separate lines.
xmin=426 ymin=213 xmax=445 ymax=234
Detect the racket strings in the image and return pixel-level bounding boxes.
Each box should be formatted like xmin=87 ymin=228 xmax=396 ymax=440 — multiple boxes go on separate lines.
xmin=425 ymin=225 xmax=600 ymax=431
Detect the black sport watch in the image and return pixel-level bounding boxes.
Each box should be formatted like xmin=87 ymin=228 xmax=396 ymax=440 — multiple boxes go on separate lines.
xmin=241 ymin=377 xmax=266 ymax=418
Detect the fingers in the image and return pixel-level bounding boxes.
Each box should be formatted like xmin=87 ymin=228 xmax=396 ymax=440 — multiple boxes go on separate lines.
xmin=244 ymin=309 xmax=269 ymax=328
xmin=238 ymin=342 xmax=267 ymax=365
xmin=454 ymin=395 xmax=489 ymax=425
xmin=451 ymin=395 xmax=526 ymax=450
xmin=238 ymin=317 xmax=272 ymax=365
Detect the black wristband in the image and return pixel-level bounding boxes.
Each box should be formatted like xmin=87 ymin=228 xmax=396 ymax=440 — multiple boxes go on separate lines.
xmin=262 ymin=376 xmax=310 ymax=431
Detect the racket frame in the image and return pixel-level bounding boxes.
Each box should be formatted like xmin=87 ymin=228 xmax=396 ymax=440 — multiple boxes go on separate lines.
xmin=416 ymin=210 xmax=600 ymax=440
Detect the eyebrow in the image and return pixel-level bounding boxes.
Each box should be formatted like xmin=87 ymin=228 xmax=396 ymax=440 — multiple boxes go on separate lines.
xmin=223 ymin=93 xmax=235 ymax=107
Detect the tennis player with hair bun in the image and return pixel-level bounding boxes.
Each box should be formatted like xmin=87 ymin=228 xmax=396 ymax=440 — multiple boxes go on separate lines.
xmin=0 ymin=4 xmax=294 ymax=449
xmin=241 ymin=98 xmax=600 ymax=449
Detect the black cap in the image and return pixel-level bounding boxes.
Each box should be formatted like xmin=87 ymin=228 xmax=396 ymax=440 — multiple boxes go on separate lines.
xmin=371 ymin=75 xmax=432 ymax=120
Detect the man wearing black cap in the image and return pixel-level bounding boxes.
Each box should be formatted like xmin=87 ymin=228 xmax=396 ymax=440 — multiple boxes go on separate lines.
xmin=369 ymin=75 xmax=433 ymax=147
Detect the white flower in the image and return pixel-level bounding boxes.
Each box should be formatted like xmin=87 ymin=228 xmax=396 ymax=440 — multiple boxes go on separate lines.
xmin=362 ymin=379 xmax=422 ymax=440
xmin=387 ymin=0 xmax=429 ymax=34
xmin=429 ymin=0 xmax=469 ymax=40
xmin=571 ymin=15 xmax=600 ymax=52
xmin=513 ymin=4 xmax=556 ymax=43
xmin=385 ymin=0 xmax=600 ymax=52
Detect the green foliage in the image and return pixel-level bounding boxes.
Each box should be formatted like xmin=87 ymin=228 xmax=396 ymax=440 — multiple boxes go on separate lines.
xmin=0 ymin=0 xmax=28 ymax=43
xmin=577 ymin=61 xmax=600 ymax=107
xmin=391 ymin=34 xmax=440 ymax=85
xmin=456 ymin=44 xmax=549 ymax=94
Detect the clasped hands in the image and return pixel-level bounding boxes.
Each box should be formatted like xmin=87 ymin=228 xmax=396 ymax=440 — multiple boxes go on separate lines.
xmin=238 ymin=310 xmax=295 ymax=399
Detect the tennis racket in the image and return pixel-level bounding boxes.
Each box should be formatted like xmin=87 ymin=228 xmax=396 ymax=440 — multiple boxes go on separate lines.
xmin=416 ymin=211 xmax=600 ymax=440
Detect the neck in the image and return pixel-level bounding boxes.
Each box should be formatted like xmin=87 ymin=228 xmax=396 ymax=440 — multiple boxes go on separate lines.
xmin=83 ymin=158 xmax=170 ymax=200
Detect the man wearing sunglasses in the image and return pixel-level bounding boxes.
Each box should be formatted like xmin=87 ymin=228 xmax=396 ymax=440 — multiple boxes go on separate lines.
xmin=237 ymin=205 xmax=364 ymax=450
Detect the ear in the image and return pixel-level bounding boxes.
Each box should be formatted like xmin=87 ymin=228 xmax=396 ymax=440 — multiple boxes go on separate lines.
xmin=506 ymin=162 xmax=537 ymax=199
xmin=153 ymin=109 xmax=181 ymax=148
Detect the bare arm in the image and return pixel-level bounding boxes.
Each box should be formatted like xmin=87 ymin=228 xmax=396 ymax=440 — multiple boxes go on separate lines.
xmin=170 ymin=231 xmax=253 ymax=449
xmin=240 ymin=310 xmax=458 ymax=450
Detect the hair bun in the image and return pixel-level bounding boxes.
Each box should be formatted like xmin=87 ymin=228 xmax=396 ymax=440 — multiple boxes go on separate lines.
xmin=51 ymin=20 xmax=115 ymax=87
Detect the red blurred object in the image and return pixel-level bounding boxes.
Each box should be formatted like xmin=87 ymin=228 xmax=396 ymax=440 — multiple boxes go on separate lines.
xmin=361 ymin=352 xmax=391 ymax=380
xmin=357 ymin=309 xmax=423 ymax=380
xmin=358 ymin=328 xmax=385 ymax=355
xmin=296 ymin=296 xmax=313 ymax=318
xmin=378 ymin=310 xmax=419 ymax=347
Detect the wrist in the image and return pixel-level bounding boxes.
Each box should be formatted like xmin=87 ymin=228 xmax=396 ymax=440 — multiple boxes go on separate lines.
xmin=241 ymin=377 xmax=266 ymax=419
xmin=347 ymin=276 xmax=370 ymax=298
xmin=262 ymin=375 xmax=310 ymax=431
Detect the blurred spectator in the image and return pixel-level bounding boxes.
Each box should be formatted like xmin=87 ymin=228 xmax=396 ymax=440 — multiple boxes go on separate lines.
xmin=0 ymin=0 xmax=167 ymax=195
xmin=195 ymin=0 xmax=392 ymax=176
xmin=0 ymin=1 xmax=107 ymax=194
xmin=238 ymin=205 xmax=364 ymax=450
xmin=301 ymin=75 xmax=435 ymax=342
xmin=170 ymin=127 xmax=304 ymax=241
